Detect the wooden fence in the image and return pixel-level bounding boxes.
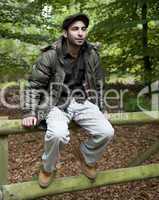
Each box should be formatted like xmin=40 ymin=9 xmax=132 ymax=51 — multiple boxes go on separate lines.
xmin=0 ymin=111 xmax=159 ymax=200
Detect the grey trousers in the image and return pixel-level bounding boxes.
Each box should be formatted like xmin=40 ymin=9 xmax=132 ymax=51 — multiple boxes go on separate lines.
xmin=42 ymin=99 xmax=114 ymax=172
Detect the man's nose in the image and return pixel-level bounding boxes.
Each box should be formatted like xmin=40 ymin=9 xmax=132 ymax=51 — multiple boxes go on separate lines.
xmin=78 ymin=29 xmax=83 ymax=36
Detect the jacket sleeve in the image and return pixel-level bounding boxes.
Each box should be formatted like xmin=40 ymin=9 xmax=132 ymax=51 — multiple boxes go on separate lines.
xmin=93 ymin=49 xmax=106 ymax=112
xmin=22 ymin=50 xmax=55 ymax=118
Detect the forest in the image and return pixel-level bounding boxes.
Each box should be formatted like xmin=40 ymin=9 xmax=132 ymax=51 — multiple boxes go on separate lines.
xmin=0 ymin=0 xmax=159 ymax=200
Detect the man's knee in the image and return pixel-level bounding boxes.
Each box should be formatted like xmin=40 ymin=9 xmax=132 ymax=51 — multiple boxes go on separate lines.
xmin=106 ymin=126 xmax=114 ymax=138
xmin=100 ymin=124 xmax=114 ymax=140
xmin=45 ymin=124 xmax=70 ymax=144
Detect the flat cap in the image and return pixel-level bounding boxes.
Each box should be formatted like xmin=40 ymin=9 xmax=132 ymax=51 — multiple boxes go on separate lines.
xmin=62 ymin=13 xmax=89 ymax=30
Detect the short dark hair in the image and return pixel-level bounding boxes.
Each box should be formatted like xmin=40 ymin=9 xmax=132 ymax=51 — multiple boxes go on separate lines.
xmin=62 ymin=13 xmax=89 ymax=30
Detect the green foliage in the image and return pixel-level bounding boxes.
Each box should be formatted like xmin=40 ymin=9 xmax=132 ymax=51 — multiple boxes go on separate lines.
xmin=123 ymin=94 xmax=151 ymax=112
xmin=0 ymin=0 xmax=159 ymax=83
xmin=87 ymin=0 xmax=159 ymax=82
xmin=0 ymin=38 xmax=40 ymax=81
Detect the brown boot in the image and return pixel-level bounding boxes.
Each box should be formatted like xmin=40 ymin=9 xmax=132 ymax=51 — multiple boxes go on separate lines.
xmin=74 ymin=147 xmax=97 ymax=180
xmin=38 ymin=168 xmax=56 ymax=188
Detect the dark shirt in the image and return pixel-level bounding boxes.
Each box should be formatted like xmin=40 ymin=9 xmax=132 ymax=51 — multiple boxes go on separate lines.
xmin=57 ymin=40 xmax=87 ymax=108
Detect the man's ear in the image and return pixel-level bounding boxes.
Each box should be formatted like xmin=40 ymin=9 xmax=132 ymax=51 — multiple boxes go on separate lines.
xmin=63 ymin=30 xmax=67 ymax=38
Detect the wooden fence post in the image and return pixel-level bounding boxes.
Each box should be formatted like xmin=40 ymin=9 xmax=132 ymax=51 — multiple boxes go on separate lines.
xmin=0 ymin=136 xmax=8 ymax=185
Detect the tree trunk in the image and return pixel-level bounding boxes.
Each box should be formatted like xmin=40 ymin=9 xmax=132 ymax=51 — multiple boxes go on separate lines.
xmin=142 ymin=3 xmax=152 ymax=96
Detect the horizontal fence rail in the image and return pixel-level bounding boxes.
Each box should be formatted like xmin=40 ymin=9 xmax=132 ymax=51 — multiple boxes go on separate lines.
xmin=0 ymin=111 xmax=159 ymax=135
xmin=1 ymin=164 xmax=159 ymax=200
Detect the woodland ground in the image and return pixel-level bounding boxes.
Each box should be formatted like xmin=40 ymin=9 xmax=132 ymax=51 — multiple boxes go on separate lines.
xmin=8 ymin=123 xmax=159 ymax=200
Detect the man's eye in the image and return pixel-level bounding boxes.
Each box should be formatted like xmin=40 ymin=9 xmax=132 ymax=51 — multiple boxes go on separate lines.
xmin=71 ymin=27 xmax=78 ymax=30
xmin=82 ymin=27 xmax=86 ymax=31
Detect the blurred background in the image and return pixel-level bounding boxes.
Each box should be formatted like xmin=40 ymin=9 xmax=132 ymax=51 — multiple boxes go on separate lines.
xmin=0 ymin=0 xmax=159 ymax=115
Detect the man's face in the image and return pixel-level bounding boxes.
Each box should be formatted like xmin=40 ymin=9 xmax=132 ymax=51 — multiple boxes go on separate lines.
xmin=64 ymin=20 xmax=87 ymax=46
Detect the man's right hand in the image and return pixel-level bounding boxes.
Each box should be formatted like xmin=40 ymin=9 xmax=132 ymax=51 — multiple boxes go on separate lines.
xmin=22 ymin=116 xmax=38 ymax=127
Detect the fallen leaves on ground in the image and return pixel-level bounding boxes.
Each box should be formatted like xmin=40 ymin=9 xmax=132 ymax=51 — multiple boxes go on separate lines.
xmin=8 ymin=123 xmax=159 ymax=200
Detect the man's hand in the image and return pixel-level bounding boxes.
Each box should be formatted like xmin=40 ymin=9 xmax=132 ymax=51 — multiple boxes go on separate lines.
xmin=22 ymin=116 xmax=38 ymax=127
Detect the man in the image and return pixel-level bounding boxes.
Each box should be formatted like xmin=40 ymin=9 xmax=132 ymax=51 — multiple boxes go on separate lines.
xmin=22 ymin=13 xmax=114 ymax=188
